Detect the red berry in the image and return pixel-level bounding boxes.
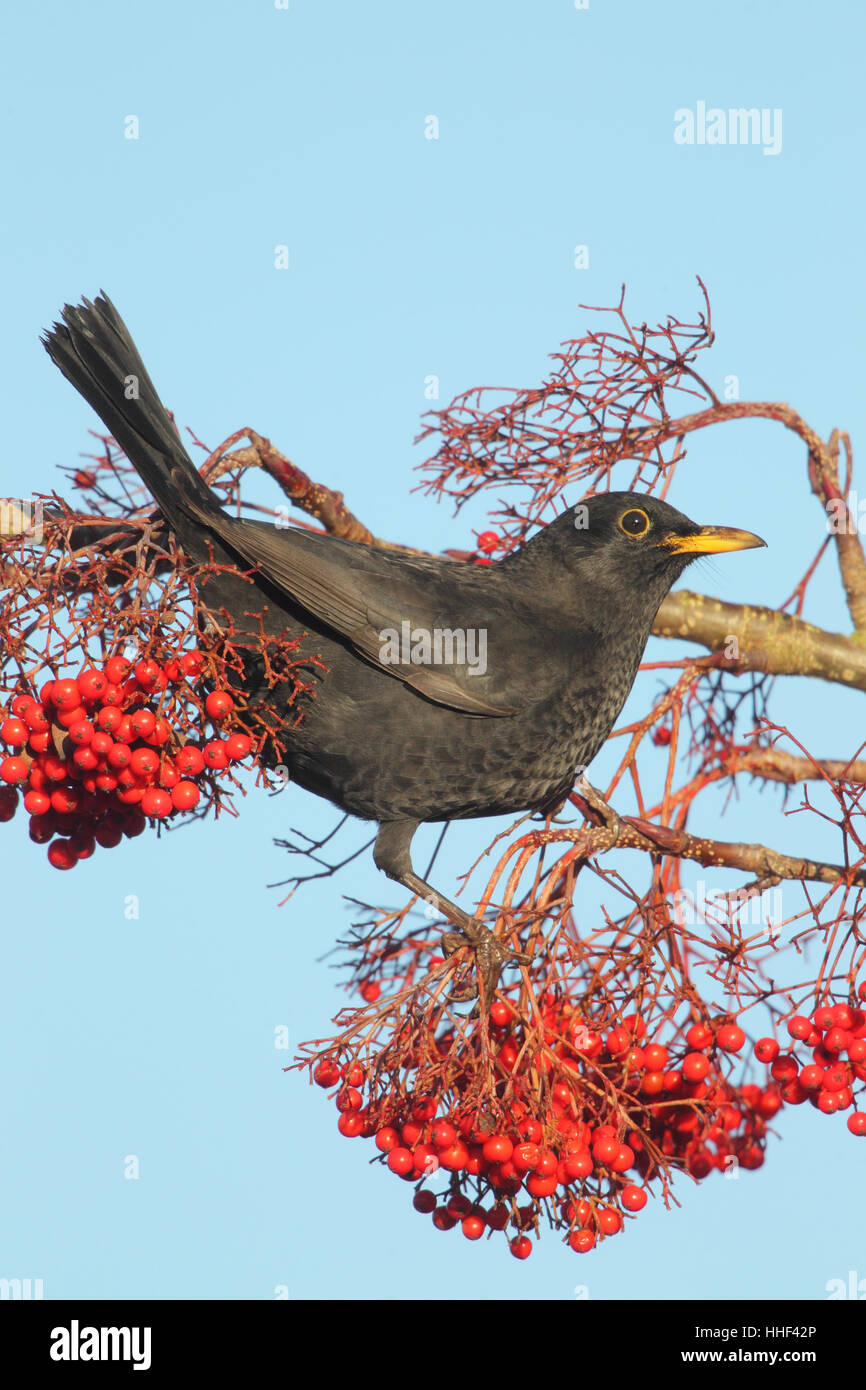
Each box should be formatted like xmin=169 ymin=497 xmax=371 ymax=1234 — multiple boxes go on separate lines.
xmin=431 ymin=1120 xmax=457 ymax=1150
xmin=1 ymin=717 xmax=28 ymax=746
xmin=134 ymin=659 xmax=163 ymax=691
xmin=23 ymin=789 xmax=51 ymax=815
xmin=611 ymin=1143 xmax=635 ymax=1173
xmin=517 ymin=1118 xmax=543 ymax=1144
xmin=29 ymin=814 xmax=55 ymax=843
xmin=360 ymin=980 xmax=381 ymax=1003
xmin=375 ymin=1127 xmax=399 ymax=1153
xmin=313 ymin=1059 xmax=340 ymax=1088
xmin=0 ymin=756 xmax=29 ymax=784
xmin=104 ymin=656 xmax=132 ymax=684
xmin=643 ymin=1043 xmax=668 ymax=1069
xmin=512 ymin=1142 xmax=541 ymax=1173
xmin=171 ymin=780 xmax=200 ymax=811
xmin=23 ymin=704 xmax=50 ymax=733
xmin=771 ymin=1054 xmax=799 ymax=1082
xmin=509 ymin=1237 xmax=532 ymax=1260
xmin=47 ymin=839 xmax=77 ymax=870
xmin=597 ymin=1207 xmax=622 ymax=1235
xmin=107 ymin=743 xmax=132 ymax=769
xmin=130 ymin=748 xmax=159 ymax=780
xmin=205 ymin=690 xmax=234 ymax=720
xmin=76 ymin=668 xmax=108 ymax=703
xmin=568 ymin=1230 xmax=596 ymax=1253
xmin=847 ymin=1113 xmax=866 ymax=1136
xmin=180 ymin=652 xmax=205 ymax=678
xmin=786 ymin=1014 xmax=812 ymax=1040
xmin=67 ymin=719 xmax=95 ymax=745
xmin=799 ymin=1064 xmax=825 ymax=1092
xmin=476 ymin=531 xmax=500 ymax=554
xmin=97 ymin=706 xmax=124 ymax=734
xmin=175 ymin=745 xmax=205 ymax=776
xmin=130 ymin=709 xmax=156 ymax=740
xmin=461 ymin=1214 xmax=485 ymax=1240
xmin=141 ymin=788 xmax=172 ymax=818
xmin=682 ymin=1052 xmax=711 ymax=1081
xmin=94 ymin=822 xmax=123 ymax=848
xmin=485 ymin=1205 xmax=510 ymax=1231
xmin=337 ymin=1112 xmax=364 ymax=1138
xmin=225 ymin=733 xmax=252 ymax=761
xmin=145 ymin=717 xmax=171 ymax=748
xmin=158 ymin=761 xmax=179 ymax=789
xmin=386 ymin=1147 xmax=414 ymax=1176
xmin=563 ymin=1148 xmax=592 ymax=1180
xmin=591 ymin=1135 xmax=620 ymax=1166
xmin=438 ymin=1142 xmax=469 ymax=1172
xmin=412 ymin=1190 xmax=436 ymax=1214
xmin=717 ymin=1024 xmax=746 ymax=1053
xmin=482 ymin=1134 xmax=513 ymax=1163
xmin=685 ymin=1023 xmax=713 ymax=1050
xmin=56 ymin=704 xmax=87 ymax=730
xmin=621 ymin=1184 xmax=648 ymax=1212
xmin=606 ymin=1026 xmax=630 ymax=1055
xmin=432 ymin=1208 xmax=458 ymax=1231
xmin=51 ymin=679 xmax=80 ymax=709
xmin=754 ymin=1037 xmax=779 ymax=1063
xmin=203 ymin=740 xmax=228 ymax=770
xmin=526 ymin=1173 xmax=558 ymax=1198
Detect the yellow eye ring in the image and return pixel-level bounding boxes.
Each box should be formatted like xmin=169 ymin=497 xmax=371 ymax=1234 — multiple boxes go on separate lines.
xmin=619 ymin=508 xmax=651 ymax=538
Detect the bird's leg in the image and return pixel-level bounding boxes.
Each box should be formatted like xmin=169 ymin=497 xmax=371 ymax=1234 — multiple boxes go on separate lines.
xmin=373 ymin=821 xmax=529 ymax=1007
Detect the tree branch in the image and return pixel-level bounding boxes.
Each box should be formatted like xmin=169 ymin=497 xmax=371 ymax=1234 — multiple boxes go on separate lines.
xmin=653 ymin=591 xmax=866 ymax=692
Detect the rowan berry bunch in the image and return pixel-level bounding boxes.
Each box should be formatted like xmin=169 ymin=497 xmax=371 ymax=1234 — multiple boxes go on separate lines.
xmin=0 ymin=649 xmax=255 ymax=869
xmin=0 ymin=432 xmax=320 ymax=865
xmin=753 ymin=995 xmax=866 ymax=1135
xmin=308 ymin=978 xmax=866 ymax=1262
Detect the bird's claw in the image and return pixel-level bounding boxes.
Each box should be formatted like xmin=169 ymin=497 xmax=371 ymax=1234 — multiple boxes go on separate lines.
xmin=442 ymin=919 xmax=530 ymax=1007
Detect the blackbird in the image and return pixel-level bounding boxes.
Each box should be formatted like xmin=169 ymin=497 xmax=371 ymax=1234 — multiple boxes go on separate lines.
xmin=43 ymin=294 xmax=765 ymax=1000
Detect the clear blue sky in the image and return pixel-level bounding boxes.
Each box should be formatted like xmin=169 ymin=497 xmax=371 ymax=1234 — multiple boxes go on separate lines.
xmin=1 ymin=0 xmax=864 ymax=1300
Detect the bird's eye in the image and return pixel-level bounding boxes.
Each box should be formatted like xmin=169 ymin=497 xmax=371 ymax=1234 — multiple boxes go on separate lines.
xmin=619 ymin=508 xmax=651 ymax=538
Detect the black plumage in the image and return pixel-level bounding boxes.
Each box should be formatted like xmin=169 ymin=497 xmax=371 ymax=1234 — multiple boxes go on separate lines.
xmin=43 ymin=294 xmax=765 ymax=998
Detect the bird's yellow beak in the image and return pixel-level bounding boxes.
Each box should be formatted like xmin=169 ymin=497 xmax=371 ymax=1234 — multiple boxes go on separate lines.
xmin=660 ymin=524 xmax=767 ymax=556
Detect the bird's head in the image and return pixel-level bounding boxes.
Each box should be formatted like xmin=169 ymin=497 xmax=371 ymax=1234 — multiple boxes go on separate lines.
xmin=508 ymin=491 xmax=766 ymax=613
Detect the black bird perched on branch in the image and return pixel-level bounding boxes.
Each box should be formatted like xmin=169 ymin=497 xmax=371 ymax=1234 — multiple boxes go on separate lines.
xmin=43 ymin=294 xmax=765 ymax=1001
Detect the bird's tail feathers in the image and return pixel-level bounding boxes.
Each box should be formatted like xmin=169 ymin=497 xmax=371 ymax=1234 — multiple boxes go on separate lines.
xmin=42 ymin=292 xmax=219 ymax=525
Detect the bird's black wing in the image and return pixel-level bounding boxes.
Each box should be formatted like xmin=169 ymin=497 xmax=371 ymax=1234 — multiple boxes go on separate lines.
xmin=173 ymin=483 xmax=569 ymax=716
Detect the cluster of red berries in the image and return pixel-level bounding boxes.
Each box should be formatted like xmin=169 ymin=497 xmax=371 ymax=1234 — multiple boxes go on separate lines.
xmin=753 ymin=995 xmax=866 ymax=1137
xmin=0 ymin=652 xmax=254 ymax=869
xmin=312 ymin=985 xmax=866 ymax=1258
